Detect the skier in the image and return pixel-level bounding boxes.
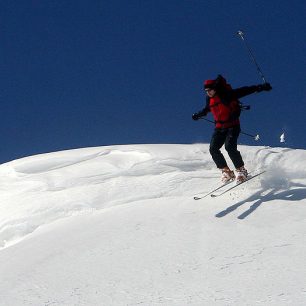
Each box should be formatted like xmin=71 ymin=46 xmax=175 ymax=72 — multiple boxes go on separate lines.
xmin=192 ymin=75 xmax=272 ymax=183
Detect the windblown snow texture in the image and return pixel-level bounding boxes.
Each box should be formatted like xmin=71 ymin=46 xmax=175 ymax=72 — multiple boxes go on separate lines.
xmin=0 ymin=144 xmax=306 ymax=305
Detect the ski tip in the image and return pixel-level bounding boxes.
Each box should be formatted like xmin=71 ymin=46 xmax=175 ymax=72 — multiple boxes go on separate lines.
xmin=210 ymin=194 xmax=217 ymax=198
xmin=194 ymin=197 xmax=200 ymax=200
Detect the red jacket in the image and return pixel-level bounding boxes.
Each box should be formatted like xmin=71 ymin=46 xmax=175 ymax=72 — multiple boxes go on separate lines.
xmin=199 ymin=85 xmax=259 ymax=129
xmin=209 ymin=96 xmax=240 ymax=128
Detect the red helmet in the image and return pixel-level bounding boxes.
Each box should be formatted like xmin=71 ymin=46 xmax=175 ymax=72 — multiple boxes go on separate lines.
xmin=204 ymin=79 xmax=216 ymax=89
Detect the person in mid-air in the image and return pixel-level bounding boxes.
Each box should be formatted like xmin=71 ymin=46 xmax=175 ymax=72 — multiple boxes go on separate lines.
xmin=192 ymin=75 xmax=272 ymax=183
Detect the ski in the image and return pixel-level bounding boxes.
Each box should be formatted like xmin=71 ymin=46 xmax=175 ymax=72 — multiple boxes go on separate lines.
xmin=193 ymin=179 xmax=235 ymax=200
xmin=210 ymin=170 xmax=266 ymax=198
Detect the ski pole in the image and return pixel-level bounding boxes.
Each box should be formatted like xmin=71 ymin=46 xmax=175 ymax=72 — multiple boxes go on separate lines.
xmin=200 ymin=118 xmax=260 ymax=141
xmin=237 ymin=30 xmax=267 ymax=83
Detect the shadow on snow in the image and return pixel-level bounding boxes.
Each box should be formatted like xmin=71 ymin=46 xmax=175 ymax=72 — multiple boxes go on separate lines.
xmin=215 ymin=182 xmax=306 ymax=219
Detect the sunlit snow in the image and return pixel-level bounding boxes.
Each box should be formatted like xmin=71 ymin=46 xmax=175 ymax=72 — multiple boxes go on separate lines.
xmin=0 ymin=144 xmax=305 ymax=305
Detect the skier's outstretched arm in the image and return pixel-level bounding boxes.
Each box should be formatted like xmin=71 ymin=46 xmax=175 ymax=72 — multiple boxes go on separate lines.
xmin=231 ymin=83 xmax=272 ymax=99
xmin=192 ymin=96 xmax=210 ymax=120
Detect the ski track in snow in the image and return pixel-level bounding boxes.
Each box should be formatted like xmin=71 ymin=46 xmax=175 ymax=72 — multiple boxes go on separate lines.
xmin=0 ymin=144 xmax=306 ymax=305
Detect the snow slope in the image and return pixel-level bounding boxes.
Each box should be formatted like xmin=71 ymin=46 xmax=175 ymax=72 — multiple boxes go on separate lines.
xmin=0 ymin=144 xmax=305 ymax=306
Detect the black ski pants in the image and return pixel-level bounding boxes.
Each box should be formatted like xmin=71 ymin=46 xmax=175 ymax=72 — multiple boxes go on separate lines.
xmin=209 ymin=125 xmax=244 ymax=169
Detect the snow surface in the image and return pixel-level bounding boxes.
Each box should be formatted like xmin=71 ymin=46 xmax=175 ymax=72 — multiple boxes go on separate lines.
xmin=0 ymin=143 xmax=306 ymax=306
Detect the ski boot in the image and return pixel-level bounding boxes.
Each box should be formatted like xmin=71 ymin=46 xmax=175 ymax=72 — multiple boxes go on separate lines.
xmin=221 ymin=167 xmax=235 ymax=183
xmin=236 ymin=166 xmax=248 ymax=184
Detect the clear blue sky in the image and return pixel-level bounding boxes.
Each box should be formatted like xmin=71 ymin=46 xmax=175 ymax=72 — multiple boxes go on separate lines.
xmin=0 ymin=0 xmax=305 ymax=163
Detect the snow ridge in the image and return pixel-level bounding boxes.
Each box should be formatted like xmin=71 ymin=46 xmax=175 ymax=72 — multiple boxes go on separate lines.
xmin=0 ymin=144 xmax=306 ymax=305
xmin=0 ymin=144 xmax=304 ymax=248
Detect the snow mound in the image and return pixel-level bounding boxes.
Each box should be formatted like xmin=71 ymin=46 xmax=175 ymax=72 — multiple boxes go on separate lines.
xmin=0 ymin=144 xmax=306 ymax=305
xmin=0 ymin=144 xmax=305 ymax=248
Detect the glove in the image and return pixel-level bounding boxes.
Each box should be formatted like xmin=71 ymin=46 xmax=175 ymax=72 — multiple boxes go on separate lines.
xmin=257 ymin=82 xmax=272 ymax=92
xmin=192 ymin=112 xmax=201 ymax=121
